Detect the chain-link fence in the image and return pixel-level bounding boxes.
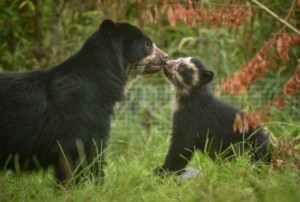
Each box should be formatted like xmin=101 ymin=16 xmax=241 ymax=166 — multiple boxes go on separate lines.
xmin=111 ymin=74 xmax=300 ymax=137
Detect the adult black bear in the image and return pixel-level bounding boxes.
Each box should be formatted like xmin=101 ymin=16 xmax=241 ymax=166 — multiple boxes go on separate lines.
xmin=0 ymin=19 xmax=167 ymax=185
xmin=155 ymin=57 xmax=271 ymax=175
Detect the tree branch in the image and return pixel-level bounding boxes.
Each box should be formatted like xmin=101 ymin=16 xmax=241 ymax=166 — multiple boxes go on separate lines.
xmin=250 ymin=0 xmax=300 ymax=36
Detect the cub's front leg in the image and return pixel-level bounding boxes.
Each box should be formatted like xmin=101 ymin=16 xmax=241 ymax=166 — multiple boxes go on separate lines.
xmin=154 ymin=126 xmax=198 ymax=176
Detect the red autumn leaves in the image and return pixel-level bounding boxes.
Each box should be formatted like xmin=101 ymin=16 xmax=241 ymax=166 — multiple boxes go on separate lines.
xmin=225 ymin=33 xmax=300 ymax=125
xmin=284 ymin=59 xmax=300 ymax=98
xmin=233 ymin=112 xmax=268 ymax=134
xmin=166 ymin=0 xmax=250 ymax=27
xmin=222 ymin=32 xmax=300 ymax=96
xmin=271 ymin=137 xmax=300 ymax=172
xmin=141 ymin=0 xmax=251 ymax=28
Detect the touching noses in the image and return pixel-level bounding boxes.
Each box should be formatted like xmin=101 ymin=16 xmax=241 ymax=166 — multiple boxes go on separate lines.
xmin=166 ymin=60 xmax=177 ymax=67
xmin=160 ymin=52 xmax=168 ymax=64
xmin=153 ymin=46 xmax=168 ymax=65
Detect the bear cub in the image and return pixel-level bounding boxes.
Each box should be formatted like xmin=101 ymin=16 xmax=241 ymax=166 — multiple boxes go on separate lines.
xmin=0 ymin=19 xmax=167 ymax=185
xmin=155 ymin=57 xmax=271 ymax=175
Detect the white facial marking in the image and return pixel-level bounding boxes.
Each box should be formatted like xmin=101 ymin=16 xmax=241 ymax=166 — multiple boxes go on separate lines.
xmin=171 ymin=92 xmax=179 ymax=112
xmin=169 ymin=58 xmax=199 ymax=95
xmin=126 ymin=44 xmax=155 ymax=79
xmin=190 ymin=63 xmax=199 ymax=86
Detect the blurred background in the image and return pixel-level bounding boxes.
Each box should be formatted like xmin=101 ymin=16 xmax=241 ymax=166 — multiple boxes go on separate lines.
xmin=0 ymin=0 xmax=299 ymax=139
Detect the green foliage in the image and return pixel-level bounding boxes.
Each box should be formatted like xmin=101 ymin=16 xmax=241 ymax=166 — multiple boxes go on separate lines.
xmin=0 ymin=0 xmax=103 ymax=71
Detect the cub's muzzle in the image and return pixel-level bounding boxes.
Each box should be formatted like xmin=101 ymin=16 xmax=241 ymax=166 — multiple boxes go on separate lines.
xmin=163 ymin=59 xmax=179 ymax=73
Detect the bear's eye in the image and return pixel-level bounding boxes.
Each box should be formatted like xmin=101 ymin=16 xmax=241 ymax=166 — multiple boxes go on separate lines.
xmin=145 ymin=40 xmax=152 ymax=48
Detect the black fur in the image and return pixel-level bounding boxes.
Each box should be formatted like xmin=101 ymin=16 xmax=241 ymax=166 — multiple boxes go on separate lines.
xmin=155 ymin=57 xmax=271 ymax=175
xmin=0 ymin=19 xmax=167 ymax=185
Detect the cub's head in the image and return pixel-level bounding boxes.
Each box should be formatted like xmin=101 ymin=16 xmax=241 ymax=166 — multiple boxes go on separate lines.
xmin=98 ymin=19 xmax=168 ymax=80
xmin=163 ymin=57 xmax=214 ymax=94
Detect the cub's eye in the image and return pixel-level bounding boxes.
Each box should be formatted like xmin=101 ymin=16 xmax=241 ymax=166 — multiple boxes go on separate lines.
xmin=145 ymin=40 xmax=152 ymax=48
xmin=178 ymin=65 xmax=185 ymax=71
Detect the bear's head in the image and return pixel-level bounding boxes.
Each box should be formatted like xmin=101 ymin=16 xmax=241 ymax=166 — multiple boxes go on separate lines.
xmin=98 ymin=19 xmax=168 ymax=80
xmin=163 ymin=57 xmax=214 ymax=95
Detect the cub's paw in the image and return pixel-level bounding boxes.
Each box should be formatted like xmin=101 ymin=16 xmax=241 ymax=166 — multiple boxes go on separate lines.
xmin=153 ymin=166 xmax=169 ymax=177
xmin=153 ymin=166 xmax=201 ymax=180
xmin=153 ymin=166 xmax=182 ymax=177
xmin=180 ymin=167 xmax=201 ymax=180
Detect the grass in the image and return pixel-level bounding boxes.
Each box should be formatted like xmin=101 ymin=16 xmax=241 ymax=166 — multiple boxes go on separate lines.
xmin=1 ymin=78 xmax=300 ymax=202
xmin=1 ymin=126 xmax=300 ymax=202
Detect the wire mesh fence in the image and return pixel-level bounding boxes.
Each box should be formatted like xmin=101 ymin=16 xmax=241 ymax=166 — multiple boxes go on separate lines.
xmin=111 ymin=74 xmax=300 ymax=137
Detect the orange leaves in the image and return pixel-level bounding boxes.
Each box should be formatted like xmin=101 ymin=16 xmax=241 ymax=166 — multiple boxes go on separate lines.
xmin=169 ymin=1 xmax=251 ymax=28
xmin=167 ymin=6 xmax=176 ymax=26
xmin=271 ymin=137 xmax=300 ymax=172
xmin=283 ymin=59 xmax=300 ymax=98
xmin=222 ymin=36 xmax=275 ymax=95
xmin=207 ymin=3 xmax=251 ymax=27
xmin=140 ymin=0 xmax=251 ymax=28
xmin=233 ymin=111 xmax=268 ymax=133
xmin=295 ymin=62 xmax=300 ymax=84
xmin=222 ymin=32 xmax=300 ymax=96
xmin=222 ymin=55 xmax=271 ymax=95
xmin=284 ymin=78 xmax=299 ymax=98
xmin=276 ymin=33 xmax=300 ymax=64
xmin=274 ymin=34 xmax=300 ymax=99
xmin=272 ymin=97 xmax=285 ymax=109
xmin=233 ymin=114 xmax=300 ymax=172
xmin=264 ymin=96 xmax=285 ymax=117
xmin=233 ymin=113 xmax=246 ymax=133
xmin=222 ymin=72 xmax=247 ymax=95
xmin=222 ymin=32 xmax=299 ymax=121
xmin=165 ymin=0 xmax=198 ymax=27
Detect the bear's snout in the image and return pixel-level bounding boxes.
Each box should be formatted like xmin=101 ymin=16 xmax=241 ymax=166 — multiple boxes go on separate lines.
xmin=150 ymin=47 xmax=168 ymax=66
xmin=159 ymin=50 xmax=168 ymax=64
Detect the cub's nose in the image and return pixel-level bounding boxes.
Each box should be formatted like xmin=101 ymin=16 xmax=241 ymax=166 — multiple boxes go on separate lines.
xmin=166 ymin=60 xmax=177 ymax=67
xmin=163 ymin=60 xmax=176 ymax=71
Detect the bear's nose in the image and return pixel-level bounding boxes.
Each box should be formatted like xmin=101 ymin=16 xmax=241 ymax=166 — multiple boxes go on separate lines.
xmin=161 ymin=52 xmax=168 ymax=60
xmin=161 ymin=53 xmax=168 ymax=62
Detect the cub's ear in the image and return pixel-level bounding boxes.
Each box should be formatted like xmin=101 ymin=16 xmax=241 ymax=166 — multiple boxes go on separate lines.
xmin=201 ymin=70 xmax=214 ymax=84
xmin=99 ymin=19 xmax=119 ymax=37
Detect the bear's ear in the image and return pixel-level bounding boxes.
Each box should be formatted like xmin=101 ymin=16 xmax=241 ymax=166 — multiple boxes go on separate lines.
xmin=99 ymin=19 xmax=119 ymax=37
xmin=201 ymin=70 xmax=214 ymax=84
